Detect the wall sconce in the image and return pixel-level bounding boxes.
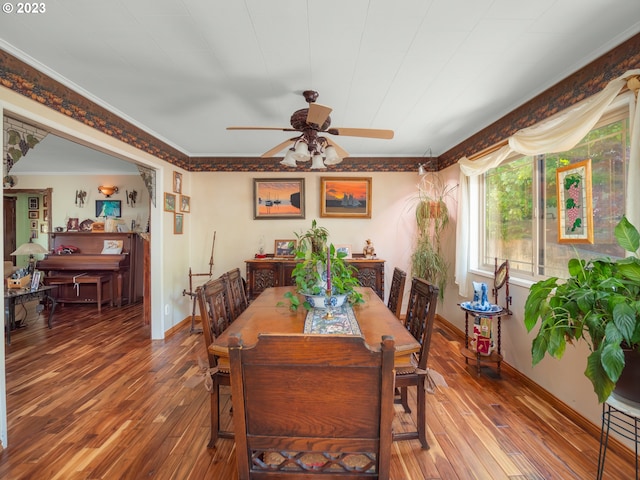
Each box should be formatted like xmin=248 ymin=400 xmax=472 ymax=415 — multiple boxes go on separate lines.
xmin=417 ymin=164 xmax=426 ymax=176
xmin=98 ymin=185 xmax=118 ymax=197
xmin=75 ymin=189 xmax=87 ymax=207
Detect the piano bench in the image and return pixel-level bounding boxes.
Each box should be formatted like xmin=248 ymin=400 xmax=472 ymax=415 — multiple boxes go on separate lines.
xmin=44 ymin=274 xmax=113 ymax=314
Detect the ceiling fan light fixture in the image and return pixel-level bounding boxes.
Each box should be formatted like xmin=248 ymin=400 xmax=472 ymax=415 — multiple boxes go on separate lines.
xmin=280 ymin=149 xmax=298 ymax=167
xmin=310 ymin=153 xmax=326 ymax=169
xmin=291 ymin=141 xmax=311 ymax=162
xmin=323 ymin=145 xmax=342 ymax=165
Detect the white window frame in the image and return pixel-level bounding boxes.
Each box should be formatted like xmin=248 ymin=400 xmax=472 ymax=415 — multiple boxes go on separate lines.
xmin=471 ymin=92 xmax=634 ymax=284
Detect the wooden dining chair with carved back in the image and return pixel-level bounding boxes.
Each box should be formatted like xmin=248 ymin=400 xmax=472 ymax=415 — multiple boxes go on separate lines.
xmin=387 ymin=267 xmax=407 ymax=321
xmin=222 ymin=267 xmax=249 ymax=321
xmin=196 ymin=276 xmax=235 ymax=447
xmin=229 ymin=333 xmax=396 ymax=480
xmin=393 ymin=276 xmax=439 ymax=449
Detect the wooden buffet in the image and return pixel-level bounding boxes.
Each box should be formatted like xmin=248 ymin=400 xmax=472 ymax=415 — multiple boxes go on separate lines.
xmin=245 ymin=256 xmax=385 ymax=300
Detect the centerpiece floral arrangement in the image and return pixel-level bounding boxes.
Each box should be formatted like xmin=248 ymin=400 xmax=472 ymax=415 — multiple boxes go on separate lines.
xmin=284 ymin=220 xmax=364 ymax=311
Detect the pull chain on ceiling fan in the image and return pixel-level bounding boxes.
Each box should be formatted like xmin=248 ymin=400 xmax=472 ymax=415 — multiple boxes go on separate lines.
xmin=227 ymin=90 xmax=394 ymax=169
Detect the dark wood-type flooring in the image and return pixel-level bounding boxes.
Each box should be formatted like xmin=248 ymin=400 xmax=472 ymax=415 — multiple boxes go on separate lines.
xmin=0 ymin=302 xmax=636 ymax=479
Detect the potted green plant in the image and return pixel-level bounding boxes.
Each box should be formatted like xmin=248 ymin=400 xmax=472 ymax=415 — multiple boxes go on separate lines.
xmin=411 ymin=172 xmax=456 ymax=299
xmin=524 ymin=215 xmax=640 ymax=403
xmin=284 ymin=220 xmax=364 ymax=311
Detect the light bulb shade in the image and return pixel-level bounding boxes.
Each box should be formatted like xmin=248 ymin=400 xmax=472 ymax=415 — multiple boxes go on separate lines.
xmin=98 ymin=185 xmax=118 ymax=197
xmin=280 ymin=149 xmax=298 ymax=167
xmin=418 ymin=164 xmax=426 ymax=176
xmin=291 ymin=142 xmax=311 ymax=162
xmin=11 ymin=241 xmax=48 ymax=256
xmin=323 ymin=146 xmax=343 ymax=165
xmin=310 ymin=153 xmax=326 ymax=169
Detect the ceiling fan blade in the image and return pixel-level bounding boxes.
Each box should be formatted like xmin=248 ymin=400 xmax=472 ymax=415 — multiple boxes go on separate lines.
xmin=227 ymin=126 xmax=296 ymax=132
xmin=325 ymin=137 xmax=349 ymax=159
xmin=326 ymin=127 xmax=394 ymax=139
xmin=260 ymin=138 xmax=296 ymax=158
xmin=306 ymin=103 xmax=332 ymax=129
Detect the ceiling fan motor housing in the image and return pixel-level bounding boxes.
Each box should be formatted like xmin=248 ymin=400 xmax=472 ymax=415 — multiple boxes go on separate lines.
xmin=290 ymin=109 xmax=331 ymax=131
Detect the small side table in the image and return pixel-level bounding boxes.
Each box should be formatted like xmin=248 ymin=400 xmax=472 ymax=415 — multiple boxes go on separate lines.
xmin=4 ymin=285 xmax=58 ymax=344
xmin=597 ymin=394 xmax=640 ymax=480
xmin=459 ymin=305 xmax=504 ymax=376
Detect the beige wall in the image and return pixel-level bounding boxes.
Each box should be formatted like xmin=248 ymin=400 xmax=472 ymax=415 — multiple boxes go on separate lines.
xmin=15 ymin=174 xmax=149 ymax=235
xmin=185 ymin=171 xmax=421 ymax=307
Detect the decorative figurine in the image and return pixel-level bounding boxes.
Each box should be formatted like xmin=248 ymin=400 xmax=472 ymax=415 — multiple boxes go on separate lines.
xmin=363 ymin=239 xmax=376 ymax=259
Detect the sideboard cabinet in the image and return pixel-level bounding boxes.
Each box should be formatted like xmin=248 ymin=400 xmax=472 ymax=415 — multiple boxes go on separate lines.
xmin=245 ymin=257 xmax=385 ymax=301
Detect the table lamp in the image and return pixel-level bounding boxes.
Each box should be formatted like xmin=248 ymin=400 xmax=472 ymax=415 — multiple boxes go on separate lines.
xmin=10 ymin=239 xmax=49 ymax=274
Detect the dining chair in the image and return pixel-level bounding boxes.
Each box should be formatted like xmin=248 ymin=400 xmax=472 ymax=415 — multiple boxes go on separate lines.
xmin=223 ymin=267 xmax=249 ymax=321
xmin=229 ymin=333 xmax=396 ymax=479
xmin=196 ymin=277 xmax=235 ymax=447
xmin=393 ymin=277 xmax=439 ymax=449
xmin=387 ymin=267 xmax=407 ymax=320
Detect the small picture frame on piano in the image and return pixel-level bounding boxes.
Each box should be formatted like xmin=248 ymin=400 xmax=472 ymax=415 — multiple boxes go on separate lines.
xmin=67 ymin=218 xmax=79 ymax=231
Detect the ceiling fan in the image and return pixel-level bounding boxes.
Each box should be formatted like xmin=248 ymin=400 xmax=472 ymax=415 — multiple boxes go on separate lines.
xmin=227 ymin=90 xmax=394 ymax=169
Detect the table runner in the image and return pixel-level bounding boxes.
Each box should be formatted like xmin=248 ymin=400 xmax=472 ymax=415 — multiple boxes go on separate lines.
xmin=303 ymin=304 xmax=361 ymax=335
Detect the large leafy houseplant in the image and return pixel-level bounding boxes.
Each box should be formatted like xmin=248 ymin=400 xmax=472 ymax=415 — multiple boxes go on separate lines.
xmin=524 ymin=216 xmax=640 ymax=403
xmin=284 ymin=220 xmax=363 ymax=311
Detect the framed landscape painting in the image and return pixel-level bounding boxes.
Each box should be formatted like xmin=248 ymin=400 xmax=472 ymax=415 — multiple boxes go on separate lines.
xmin=556 ymin=159 xmax=594 ymax=244
xmin=320 ymin=177 xmax=372 ymax=218
xmin=253 ymin=178 xmax=305 ymax=219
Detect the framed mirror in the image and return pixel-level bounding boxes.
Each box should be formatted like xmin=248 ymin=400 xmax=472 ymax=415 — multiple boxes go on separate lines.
xmin=494 ymin=260 xmax=509 ymax=290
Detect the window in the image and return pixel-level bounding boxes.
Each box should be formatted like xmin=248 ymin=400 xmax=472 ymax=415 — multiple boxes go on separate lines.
xmin=481 ymin=109 xmax=630 ymax=279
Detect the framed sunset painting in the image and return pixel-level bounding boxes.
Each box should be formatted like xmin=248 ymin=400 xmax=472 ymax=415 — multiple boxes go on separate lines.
xmin=320 ymin=177 xmax=372 ymax=218
xmin=253 ymin=178 xmax=305 ymax=219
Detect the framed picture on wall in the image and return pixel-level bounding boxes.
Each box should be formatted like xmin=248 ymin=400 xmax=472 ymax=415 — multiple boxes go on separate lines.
xmin=28 ymin=197 xmax=39 ymax=210
xmin=174 ymin=213 xmax=184 ymax=234
xmin=95 ymin=200 xmax=122 ymax=218
xmin=164 ymin=192 xmax=176 ymax=212
xmin=173 ymin=171 xmax=182 ymax=194
xmin=253 ymin=178 xmax=305 ymax=220
xmin=28 ymin=210 xmax=39 ymax=219
xmin=180 ymin=195 xmax=190 ymax=213
xmin=30 ymin=220 xmax=38 ymax=229
xmin=320 ymin=177 xmax=372 ymax=218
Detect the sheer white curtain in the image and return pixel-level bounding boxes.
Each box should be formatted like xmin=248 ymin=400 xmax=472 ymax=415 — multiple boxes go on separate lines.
xmin=455 ymin=69 xmax=640 ymax=297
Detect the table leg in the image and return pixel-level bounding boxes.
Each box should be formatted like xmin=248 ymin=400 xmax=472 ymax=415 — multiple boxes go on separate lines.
xmin=5 ymin=300 xmax=15 ymax=345
xmin=46 ymin=295 xmax=57 ymax=329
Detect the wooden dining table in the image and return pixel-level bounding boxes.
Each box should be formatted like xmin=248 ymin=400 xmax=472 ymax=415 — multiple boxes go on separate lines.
xmin=209 ymin=286 xmax=421 ymax=369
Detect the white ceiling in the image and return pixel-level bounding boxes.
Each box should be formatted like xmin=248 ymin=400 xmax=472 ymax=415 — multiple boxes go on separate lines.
xmin=2 ymin=0 xmax=640 ymax=169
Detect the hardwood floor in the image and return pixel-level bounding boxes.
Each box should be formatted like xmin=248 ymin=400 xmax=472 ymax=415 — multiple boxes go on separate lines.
xmin=1 ymin=302 xmax=636 ymax=479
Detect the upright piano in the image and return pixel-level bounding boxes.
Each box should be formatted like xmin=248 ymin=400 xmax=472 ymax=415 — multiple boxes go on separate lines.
xmin=37 ymin=232 xmax=144 ymax=306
